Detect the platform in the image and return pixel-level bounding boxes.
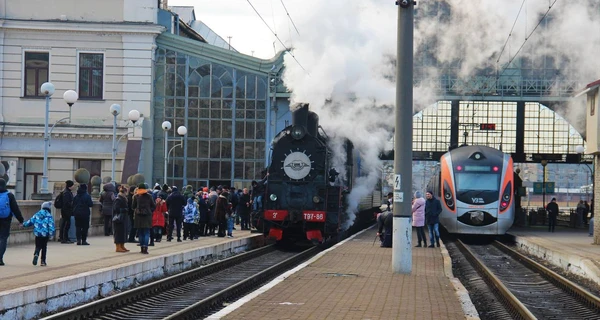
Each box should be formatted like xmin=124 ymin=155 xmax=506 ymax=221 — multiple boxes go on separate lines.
xmin=508 ymin=225 xmax=600 ymax=285
xmin=0 ymin=230 xmax=263 ymax=320
xmin=213 ymin=228 xmax=477 ymax=320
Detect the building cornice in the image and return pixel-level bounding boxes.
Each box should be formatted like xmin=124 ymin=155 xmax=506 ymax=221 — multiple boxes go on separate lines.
xmin=0 ymin=19 xmax=165 ymax=35
xmin=0 ymin=124 xmax=131 ymax=140
xmin=156 ymin=33 xmax=285 ymax=75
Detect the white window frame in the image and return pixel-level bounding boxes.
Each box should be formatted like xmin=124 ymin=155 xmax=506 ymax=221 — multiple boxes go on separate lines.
xmin=76 ymin=50 xmax=106 ymax=100
xmin=21 ymin=49 xmax=51 ymax=98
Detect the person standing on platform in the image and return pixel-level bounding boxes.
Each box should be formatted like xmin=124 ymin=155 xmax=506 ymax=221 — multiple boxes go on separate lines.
xmin=412 ymin=191 xmax=427 ymax=247
xmin=584 ymin=200 xmax=591 ymax=226
xmin=215 ymin=191 xmax=230 ymax=237
xmin=99 ymin=183 xmax=116 ymax=236
xmin=182 ymin=197 xmax=198 ymax=240
xmin=166 ymin=186 xmax=185 ymax=242
xmin=425 ymin=190 xmax=442 ymax=248
xmin=23 ymin=201 xmax=55 ymax=266
xmin=73 ymin=184 xmax=93 ymax=245
xmin=152 ymin=195 xmax=167 ymax=243
xmin=132 ymin=184 xmax=155 ymax=254
xmin=56 ymin=180 xmax=74 ymax=244
xmin=127 ymin=186 xmax=137 ymax=243
xmin=238 ymin=188 xmax=252 ymax=230
xmin=546 ymin=197 xmax=559 ymax=233
xmin=377 ymin=204 xmax=393 ymax=247
xmin=112 ymin=185 xmax=130 ymax=252
xmin=196 ymin=192 xmax=209 ymax=236
xmin=577 ymin=200 xmax=586 ymax=228
xmin=0 ymin=178 xmax=24 ymax=266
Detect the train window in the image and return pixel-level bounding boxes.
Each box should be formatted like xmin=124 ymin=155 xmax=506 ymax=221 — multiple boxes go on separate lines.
xmin=455 ymin=173 xmax=499 ymax=191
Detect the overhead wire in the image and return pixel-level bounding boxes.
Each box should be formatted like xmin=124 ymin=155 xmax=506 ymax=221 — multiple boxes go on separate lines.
xmin=496 ymin=0 xmax=526 ymax=64
xmin=246 ymin=0 xmax=308 ymax=74
xmin=499 ymin=0 xmax=559 ymax=75
xmin=280 ymin=0 xmax=301 ymax=36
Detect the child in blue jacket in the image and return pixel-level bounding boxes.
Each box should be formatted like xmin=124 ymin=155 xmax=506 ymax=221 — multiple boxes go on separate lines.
xmin=23 ymin=201 xmax=56 ymax=266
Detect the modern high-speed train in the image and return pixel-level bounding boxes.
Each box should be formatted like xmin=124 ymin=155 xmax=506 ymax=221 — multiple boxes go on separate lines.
xmin=427 ymin=145 xmax=515 ymax=235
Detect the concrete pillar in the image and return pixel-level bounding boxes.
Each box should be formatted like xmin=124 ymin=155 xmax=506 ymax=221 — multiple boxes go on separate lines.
xmin=593 ymin=155 xmax=599 ymax=244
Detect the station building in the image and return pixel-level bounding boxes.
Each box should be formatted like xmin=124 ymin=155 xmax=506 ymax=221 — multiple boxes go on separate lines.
xmin=0 ymin=1 xmax=292 ymax=200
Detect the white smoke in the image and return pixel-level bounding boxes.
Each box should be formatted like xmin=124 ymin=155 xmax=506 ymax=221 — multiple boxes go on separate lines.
xmin=280 ymin=0 xmax=600 ymax=228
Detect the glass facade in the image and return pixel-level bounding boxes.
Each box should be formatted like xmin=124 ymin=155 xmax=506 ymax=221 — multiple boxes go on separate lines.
xmin=412 ymin=100 xmax=584 ymax=154
xmin=153 ymin=48 xmax=268 ymax=188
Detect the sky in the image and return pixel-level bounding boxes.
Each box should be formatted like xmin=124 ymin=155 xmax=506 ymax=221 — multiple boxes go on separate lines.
xmin=169 ymin=0 xmax=301 ymax=59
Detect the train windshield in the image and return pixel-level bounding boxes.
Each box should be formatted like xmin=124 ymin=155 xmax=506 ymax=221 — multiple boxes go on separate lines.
xmin=455 ymin=173 xmax=499 ymax=191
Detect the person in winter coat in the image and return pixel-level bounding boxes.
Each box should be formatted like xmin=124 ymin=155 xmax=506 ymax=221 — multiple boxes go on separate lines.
xmin=377 ymin=204 xmax=393 ymax=247
xmin=215 ymin=192 xmax=230 ymax=237
xmin=58 ymin=180 xmax=75 ymax=244
xmin=250 ymin=173 xmax=269 ymax=211
xmin=166 ymin=186 xmax=186 ymax=242
xmin=425 ymin=190 xmax=442 ymax=248
xmin=196 ymin=194 xmax=209 ymax=236
xmin=112 ymin=186 xmax=130 ymax=253
xmin=127 ymin=186 xmax=137 ymax=243
xmin=73 ymin=184 xmax=94 ymax=246
xmin=99 ymin=183 xmax=116 ymax=236
xmin=132 ymin=184 xmax=156 ymax=254
xmin=0 ymin=178 xmax=24 ymax=266
xmin=182 ymin=198 xmax=198 ymax=240
xmin=546 ymin=197 xmax=559 ymax=233
xmin=152 ymin=195 xmax=167 ymax=243
xmin=412 ymin=191 xmax=427 ymax=247
xmin=238 ymin=188 xmax=252 ymax=230
xmin=183 ymin=185 xmax=194 ymax=200
xmin=23 ymin=201 xmax=55 ymax=266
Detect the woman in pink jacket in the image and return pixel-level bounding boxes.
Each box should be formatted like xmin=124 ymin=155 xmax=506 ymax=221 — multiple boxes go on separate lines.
xmin=412 ymin=191 xmax=427 ymax=247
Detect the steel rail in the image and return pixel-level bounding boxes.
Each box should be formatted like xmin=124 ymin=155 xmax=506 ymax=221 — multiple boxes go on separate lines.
xmin=164 ymin=246 xmax=320 ymax=319
xmin=41 ymin=245 xmax=276 ymax=320
xmin=455 ymin=239 xmax=536 ymax=320
xmin=493 ymin=240 xmax=600 ymax=312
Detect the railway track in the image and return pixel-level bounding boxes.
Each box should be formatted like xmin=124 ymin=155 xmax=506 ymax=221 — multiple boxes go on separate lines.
xmin=456 ymin=239 xmax=600 ymax=319
xmin=41 ymin=245 xmax=319 ymax=320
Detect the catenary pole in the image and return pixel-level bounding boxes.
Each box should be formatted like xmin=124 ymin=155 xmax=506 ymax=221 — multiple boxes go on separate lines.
xmin=392 ymin=0 xmax=414 ymax=274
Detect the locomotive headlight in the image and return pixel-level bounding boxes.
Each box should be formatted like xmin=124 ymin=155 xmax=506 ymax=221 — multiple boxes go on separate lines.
xmin=291 ymin=126 xmax=306 ymax=140
xmin=312 ymin=196 xmax=320 ymax=203
xmin=269 ymin=194 xmax=278 ymax=201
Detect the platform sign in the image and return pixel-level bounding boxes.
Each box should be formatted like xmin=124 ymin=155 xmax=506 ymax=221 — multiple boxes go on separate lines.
xmin=533 ymin=182 xmax=555 ymax=194
xmin=479 ymin=123 xmax=496 ymax=130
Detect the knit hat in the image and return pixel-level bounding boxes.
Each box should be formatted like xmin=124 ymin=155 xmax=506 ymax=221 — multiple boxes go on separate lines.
xmin=138 ymin=183 xmax=147 ymax=189
xmin=415 ymin=191 xmax=422 ymax=198
xmin=162 ymin=184 xmax=169 ymax=191
xmin=66 ymin=180 xmax=74 ymax=188
xmin=426 ymin=190 xmax=433 ymax=196
xmin=41 ymin=201 xmax=52 ymax=210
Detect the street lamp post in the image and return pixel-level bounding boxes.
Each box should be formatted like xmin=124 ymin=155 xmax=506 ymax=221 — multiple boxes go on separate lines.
xmin=36 ymin=82 xmax=78 ymax=199
xmin=162 ymin=121 xmax=187 ymax=185
xmin=109 ymin=105 xmax=140 ymax=183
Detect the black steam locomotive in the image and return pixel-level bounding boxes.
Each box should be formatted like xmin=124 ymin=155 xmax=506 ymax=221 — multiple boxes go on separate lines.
xmin=256 ymin=103 xmax=356 ymax=243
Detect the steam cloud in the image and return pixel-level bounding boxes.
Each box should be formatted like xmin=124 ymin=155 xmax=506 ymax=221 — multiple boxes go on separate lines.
xmin=280 ymin=0 xmax=600 ymax=228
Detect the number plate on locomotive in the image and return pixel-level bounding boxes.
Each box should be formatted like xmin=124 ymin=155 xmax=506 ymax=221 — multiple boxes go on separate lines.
xmin=303 ymin=211 xmax=326 ymax=222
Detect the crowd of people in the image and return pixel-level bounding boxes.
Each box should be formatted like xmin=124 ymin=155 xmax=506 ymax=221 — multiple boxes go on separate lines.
xmin=0 ymin=174 xmax=269 ymax=267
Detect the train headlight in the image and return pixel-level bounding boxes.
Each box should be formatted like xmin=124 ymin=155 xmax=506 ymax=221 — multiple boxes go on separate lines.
xmin=312 ymin=196 xmax=320 ymax=203
xmin=499 ymin=181 xmax=512 ymax=212
xmin=270 ymin=194 xmax=278 ymax=201
xmin=291 ymin=126 xmax=306 ymax=140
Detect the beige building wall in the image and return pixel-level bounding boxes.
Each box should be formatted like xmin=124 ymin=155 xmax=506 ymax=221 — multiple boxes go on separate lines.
xmin=0 ymin=0 xmax=164 ymax=199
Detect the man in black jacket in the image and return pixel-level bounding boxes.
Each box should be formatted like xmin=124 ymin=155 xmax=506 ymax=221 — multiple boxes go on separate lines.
xmin=546 ymin=197 xmax=559 ymax=233
xmin=59 ymin=180 xmax=75 ymax=243
xmin=425 ymin=191 xmax=442 ymax=248
xmin=166 ymin=186 xmax=186 ymax=242
xmin=0 ymin=178 xmax=24 ymax=266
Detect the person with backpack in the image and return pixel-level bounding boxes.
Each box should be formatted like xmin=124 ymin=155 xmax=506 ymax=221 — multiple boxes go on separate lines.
xmin=23 ymin=201 xmax=55 ymax=266
xmin=73 ymin=184 xmax=93 ymax=245
xmin=55 ymin=180 xmax=75 ymax=244
xmin=0 ymin=178 xmax=24 ymax=266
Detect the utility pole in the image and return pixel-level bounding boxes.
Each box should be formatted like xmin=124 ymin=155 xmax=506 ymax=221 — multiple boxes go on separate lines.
xmin=227 ymin=36 xmax=232 ymax=50
xmin=393 ymin=0 xmax=414 ymax=274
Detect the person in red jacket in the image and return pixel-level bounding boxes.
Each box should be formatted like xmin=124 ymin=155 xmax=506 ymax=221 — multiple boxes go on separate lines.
xmin=152 ymin=195 xmax=167 ymax=243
